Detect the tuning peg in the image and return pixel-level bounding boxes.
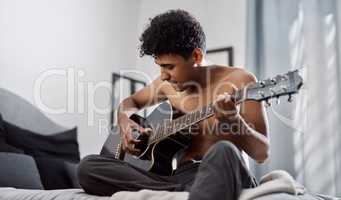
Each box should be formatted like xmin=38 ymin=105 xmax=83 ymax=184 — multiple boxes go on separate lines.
xmin=265 ymin=99 xmax=271 ymax=107
xmin=260 ymin=81 xmax=265 ymax=87
xmin=271 ymin=79 xmax=277 ymax=85
xmin=276 ymin=97 xmax=280 ymax=105
xmin=288 ymin=94 xmax=294 ymax=102
xmin=258 ymin=91 xmax=265 ymax=98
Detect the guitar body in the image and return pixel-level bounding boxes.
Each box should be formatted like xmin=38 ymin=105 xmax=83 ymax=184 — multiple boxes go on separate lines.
xmin=123 ymin=102 xmax=192 ymax=176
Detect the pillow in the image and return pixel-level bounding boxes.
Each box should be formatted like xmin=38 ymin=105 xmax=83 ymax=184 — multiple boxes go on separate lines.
xmin=4 ymin=122 xmax=80 ymax=162
xmin=0 ymin=152 xmax=44 ymax=189
xmin=0 ymin=140 xmax=24 ymax=153
xmin=0 ymin=113 xmax=4 ymax=131
xmin=0 ymin=114 xmax=24 ymax=153
xmin=64 ymin=161 xmax=81 ymax=188
xmin=2 ymin=120 xmax=80 ymax=189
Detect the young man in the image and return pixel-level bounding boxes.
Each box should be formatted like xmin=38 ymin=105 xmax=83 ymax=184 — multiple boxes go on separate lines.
xmin=78 ymin=9 xmax=269 ymax=200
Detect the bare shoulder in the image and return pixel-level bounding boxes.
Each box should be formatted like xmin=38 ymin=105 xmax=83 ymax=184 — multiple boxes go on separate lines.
xmin=231 ymin=67 xmax=257 ymax=84
xmin=215 ymin=66 xmax=257 ymax=88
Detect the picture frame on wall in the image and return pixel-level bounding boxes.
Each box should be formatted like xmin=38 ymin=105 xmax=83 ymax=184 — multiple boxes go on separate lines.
xmin=206 ymin=46 xmax=234 ymax=66
xmin=110 ymin=73 xmax=147 ymax=127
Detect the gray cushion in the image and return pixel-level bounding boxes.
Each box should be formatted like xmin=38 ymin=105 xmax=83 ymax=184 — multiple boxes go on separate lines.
xmin=0 ymin=114 xmax=24 ymax=154
xmin=64 ymin=162 xmax=81 ymax=188
xmin=0 ymin=152 xmax=44 ymax=189
xmin=0 ymin=88 xmax=68 ymax=135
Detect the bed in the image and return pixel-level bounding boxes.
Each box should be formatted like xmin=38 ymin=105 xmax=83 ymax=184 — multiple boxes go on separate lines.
xmin=0 ymin=88 xmax=337 ymax=200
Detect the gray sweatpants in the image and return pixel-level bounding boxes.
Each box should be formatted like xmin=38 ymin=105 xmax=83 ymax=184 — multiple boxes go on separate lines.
xmin=77 ymin=141 xmax=257 ymax=199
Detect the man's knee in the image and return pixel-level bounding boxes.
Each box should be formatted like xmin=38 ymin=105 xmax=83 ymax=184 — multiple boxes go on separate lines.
xmin=207 ymin=141 xmax=241 ymax=159
xmin=77 ymin=154 xmax=101 ymax=190
xmin=78 ymin=154 xmax=99 ymax=176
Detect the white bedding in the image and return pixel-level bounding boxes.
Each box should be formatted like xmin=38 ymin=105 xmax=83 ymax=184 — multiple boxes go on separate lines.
xmin=0 ymin=170 xmax=335 ymax=200
xmin=0 ymin=187 xmax=325 ymax=200
xmin=0 ymin=188 xmax=108 ymax=200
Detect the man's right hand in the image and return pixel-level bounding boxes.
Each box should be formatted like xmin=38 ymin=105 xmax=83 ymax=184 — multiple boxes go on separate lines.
xmin=118 ymin=115 xmax=151 ymax=156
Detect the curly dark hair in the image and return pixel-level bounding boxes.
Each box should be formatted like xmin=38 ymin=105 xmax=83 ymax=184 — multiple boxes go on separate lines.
xmin=139 ymin=9 xmax=206 ymax=59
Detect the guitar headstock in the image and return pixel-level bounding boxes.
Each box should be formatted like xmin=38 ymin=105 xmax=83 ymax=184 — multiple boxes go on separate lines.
xmin=244 ymin=70 xmax=303 ymax=104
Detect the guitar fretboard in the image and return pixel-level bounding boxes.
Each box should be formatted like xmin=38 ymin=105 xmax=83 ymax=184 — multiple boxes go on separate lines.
xmin=148 ymin=90 xmax=243 ymax=144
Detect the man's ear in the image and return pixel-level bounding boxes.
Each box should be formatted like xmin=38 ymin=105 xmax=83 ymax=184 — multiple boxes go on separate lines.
xmin=192 ymin=48 xmax=203 ymax=67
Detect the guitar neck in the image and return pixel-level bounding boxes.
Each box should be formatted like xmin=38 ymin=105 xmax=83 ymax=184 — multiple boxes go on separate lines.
xmin=147 ymin=69 xmax=303 ymax=145
xmin=148 ymin=89 xmax=244 ymax=144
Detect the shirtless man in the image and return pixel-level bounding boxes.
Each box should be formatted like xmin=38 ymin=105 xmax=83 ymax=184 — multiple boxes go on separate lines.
xmin=78 ymin=9 xmax=269 ymax=200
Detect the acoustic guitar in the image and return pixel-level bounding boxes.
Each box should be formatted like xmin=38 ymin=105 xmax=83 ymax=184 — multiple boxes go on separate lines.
xmin=113 ymin=70 xmax=303 ymax=175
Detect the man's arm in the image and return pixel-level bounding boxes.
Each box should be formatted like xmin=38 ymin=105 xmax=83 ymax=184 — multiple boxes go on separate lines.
xmin=230 ymin=99 xmax=269 ymax=163
xmin=117 ymin=77 xmax=167 ymax=154
xmin=237 ymin=72 xmax=269 ymax=163
xmin=215 ymin=70 xmax=269 ymax=163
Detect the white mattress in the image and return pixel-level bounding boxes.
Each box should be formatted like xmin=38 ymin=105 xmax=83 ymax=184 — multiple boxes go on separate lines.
xmin=0 ymin=187 xmax=331 ymax=200
xmin=0 ymin=188 xmax=109 ymax=200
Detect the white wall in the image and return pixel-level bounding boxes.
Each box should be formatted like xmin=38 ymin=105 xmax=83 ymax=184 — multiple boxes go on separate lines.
xmin=0 ymin=0 xmax=247 ymax=157
xmin=0 ymin=0 xmax=140 ymax=157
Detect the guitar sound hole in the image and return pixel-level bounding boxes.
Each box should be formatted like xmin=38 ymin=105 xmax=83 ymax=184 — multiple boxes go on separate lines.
xmin=135 ymin=134 xmax=149 ymax=152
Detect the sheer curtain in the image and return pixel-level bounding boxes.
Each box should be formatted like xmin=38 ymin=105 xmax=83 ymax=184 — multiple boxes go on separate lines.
xmin=246 ymin=0 xmax=341 ymax=196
